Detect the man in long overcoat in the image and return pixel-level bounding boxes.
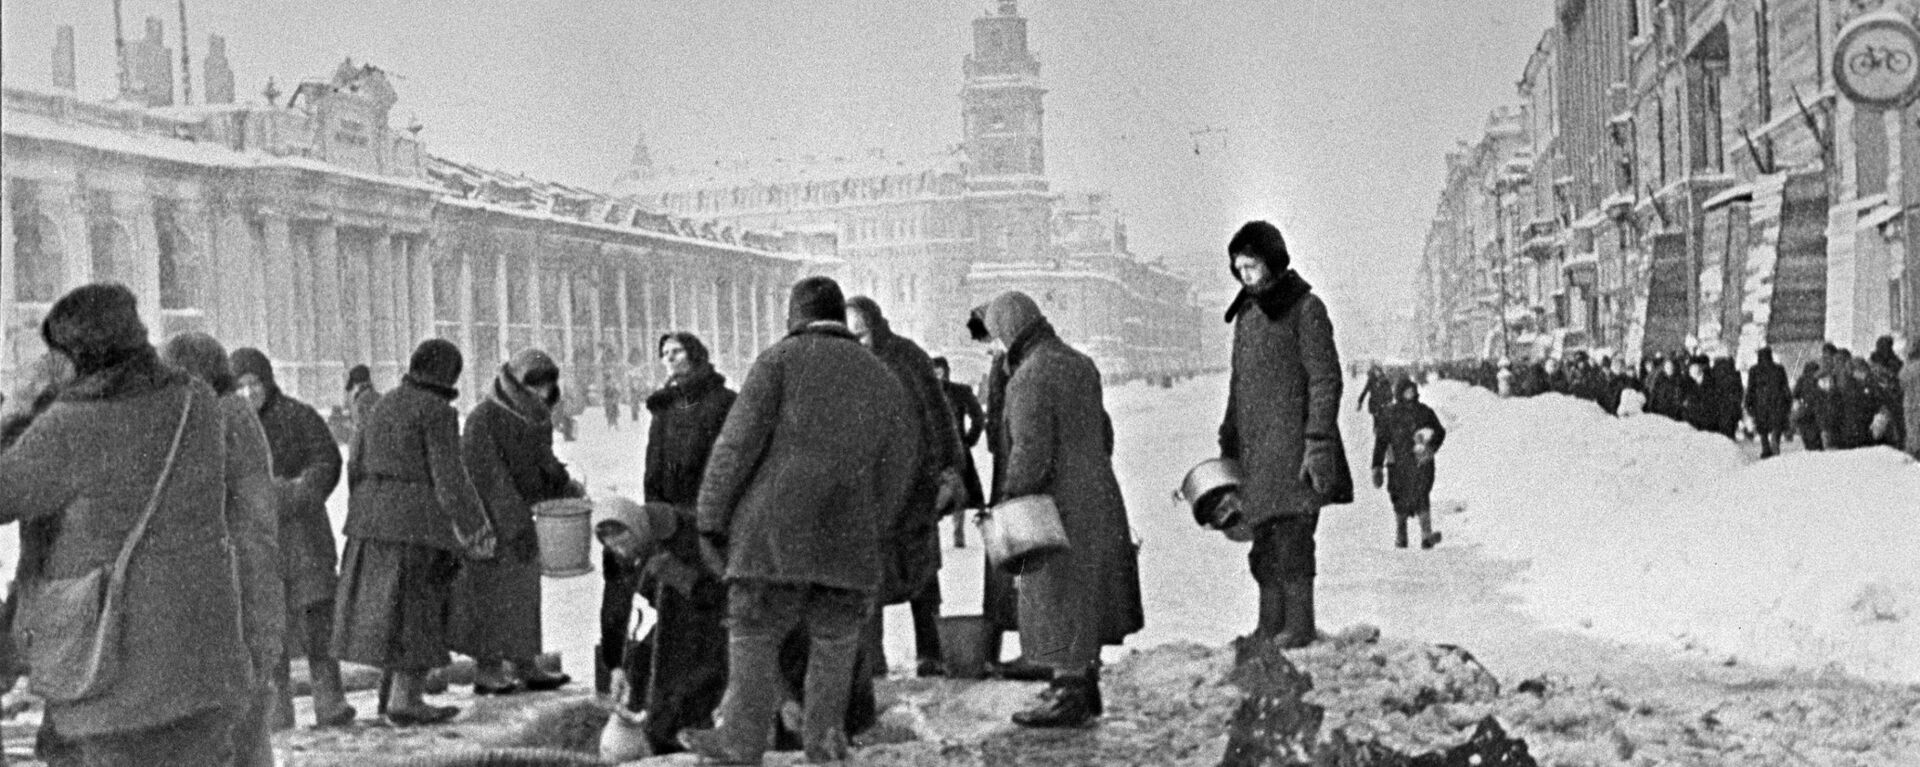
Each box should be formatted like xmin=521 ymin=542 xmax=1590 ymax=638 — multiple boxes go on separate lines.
xmin=229 ymin=347 xmax=356 ymax=728
xmin=1745 ymin=347 xmax=1793 ymax=457
xmin=682 ymin=277 xmax=916 ymax=764
xmin=0 ymin=284 xmax=251 ymax=763
xmin=984 ymin=290 xmax=1145 ymax=728
xmin=1219 ymin=221 xmax=1353 ymax=649
xmin=846 ymin=295 xmax=964 ymax=678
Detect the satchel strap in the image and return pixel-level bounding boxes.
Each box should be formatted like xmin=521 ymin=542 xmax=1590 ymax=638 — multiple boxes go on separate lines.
xmin=105 ymin=391 xmax=195 ymax=591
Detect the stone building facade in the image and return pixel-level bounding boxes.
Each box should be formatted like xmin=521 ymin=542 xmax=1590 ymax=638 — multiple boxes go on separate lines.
xmin=3 ymin=31 xmax=828 ymax=411
xmin=1419 ymin=0 xmax=1919 ymax=373
xmin=621 ymin=0 xmax=1207 ymax=384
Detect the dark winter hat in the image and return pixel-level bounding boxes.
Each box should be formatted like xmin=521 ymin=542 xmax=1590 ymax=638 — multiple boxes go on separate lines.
xmin=161 ymin=332 xmax=236 ymax=395
xmin=346 ymin=364 xmax=372 ymax=389
xmin=508 ymin=348 xmax=560 ymax=387
xmin=931 ymin=356 xmax=950 ymax=371
xmin=658 ymin=332 xmax=711 ymax=368
xmin=1227 ymin=220 xmax=1290 ymax=276
xmin=408 ymin=338 xmax=464 ymax=389
xmin=229 ymin=347 xmax=276 ymax=388
xmin=786 ymin=276 xmax=847 ymax=330
xmin=845 ymin=295 xmax=887 ymax=326
xmin=1393 ymin=376 xmax=1420 ymax=399
xmin=1757 ymin=347 xmax=1774 ymax=363
xmin=966 ymin=305 xmax=992 ymax=342
xmin=41 ymin=282 xmax=149 ymax=376
xmin=983 ymin=290 xmax=1046 ymax=346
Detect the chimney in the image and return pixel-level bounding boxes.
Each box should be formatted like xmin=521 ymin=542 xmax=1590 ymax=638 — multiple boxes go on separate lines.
xmin=203 ymin=34 xmax=234 ymax=104
xmin=53 ymin=25 xmax=76 ymax=90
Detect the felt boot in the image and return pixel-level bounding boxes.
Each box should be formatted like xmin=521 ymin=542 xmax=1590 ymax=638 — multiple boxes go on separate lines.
xmin=1273 ymin=578 xmax=1317 ymax=649
xmin=1011 ymin=675 xmax=1097 ymax=728
xmin=1255 ymin=582 xmax=1287 ymax=640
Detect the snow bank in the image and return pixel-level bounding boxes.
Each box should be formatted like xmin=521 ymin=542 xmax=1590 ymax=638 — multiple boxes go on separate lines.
xmin=1422 ymin=380 xmax=1920 ymax=684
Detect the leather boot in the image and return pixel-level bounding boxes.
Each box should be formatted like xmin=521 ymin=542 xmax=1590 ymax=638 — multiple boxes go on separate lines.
xmin=1419 ymin=510 xmax=1441 ymax=549
xmin=1394 ymin=515 xmax=1409 ymax=549
xmin=1011 ymin=675 xmax=1097 ymax=728
xmin=384 ymin=670 xmax=459 ymax=727
xmin=308 ymin=658 xmax=357 ymax=727
xmin=1254 ymin=582 xmax=1286 ymax=640
xmin=1274 ymin=579 xmax=1316 ymax=649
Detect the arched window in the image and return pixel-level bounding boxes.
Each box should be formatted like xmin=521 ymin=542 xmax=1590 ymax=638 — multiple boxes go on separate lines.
xmin=8 ymin=182 xmax=66 ymax=303
xmin=154 ymin=200 xmax=197 ymax=310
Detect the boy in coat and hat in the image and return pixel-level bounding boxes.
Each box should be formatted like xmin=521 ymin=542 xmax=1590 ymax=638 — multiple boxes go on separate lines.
xmin=1370 ymin=377 xmax=1447 ymax=549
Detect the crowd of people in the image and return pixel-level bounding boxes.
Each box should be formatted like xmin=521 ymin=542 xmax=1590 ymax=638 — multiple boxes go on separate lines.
xmin=1406 ymin=336 xmax=1920 ymax=460
xmin=0 ymin=217 xmax=1377 ymax=765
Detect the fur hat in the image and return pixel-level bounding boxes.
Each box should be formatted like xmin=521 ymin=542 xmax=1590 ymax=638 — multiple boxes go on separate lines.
xmin=786 ymin=276 xmax=847 ymax=330
xmin=161 ymin=332 xmax=236 ymax=395
xmin=41 ymin=283 xmax=149 ymax=376
xmin=408 ymin=338 xmax=464 ymax=389
xmin=507 ymin=348 xmax=559 ymax=387
xmin=1227 ymin=220 xmax=1290 ymax=276
xmin=229 ymin=347 xmax=276 ymax=388
xmin=346 ymin=364 xmax=372 ymax=389
xmin=966 ymin=305 xmax=992 ymax=342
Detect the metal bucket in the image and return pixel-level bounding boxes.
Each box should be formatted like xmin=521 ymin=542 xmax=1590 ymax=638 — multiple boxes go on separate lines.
xmin=532 ymin=498 xmax=595 ymax=578
xmin=977 ymin=495 xmax=1069 ymax=573
xmin=1175 ymin=458 xmax=1244 ymax=529
xmin=937 ymin=615 xmax=991 ymax=679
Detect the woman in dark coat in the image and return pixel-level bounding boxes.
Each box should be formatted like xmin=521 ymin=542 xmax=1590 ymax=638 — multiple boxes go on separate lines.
xmin=0 ymin=284 xmax=251 ymax=764
xmin=335 ymin=338 xmax=497 ymax=726
xmin=1744 ymin=348 xmax=1792 ymax=456
xmin=1370 ymin=377 xmax=1446 ymax=550
xmin=984 ymin=290 xmax=1144 ymax=728
xmin=1708 ymin=357 xmax=1745 ymax=438
xmin=1793 ymin=362 xmax=1826 ymax=450
xmin=162 ymin=333 xmax=285 ymax=766
xmin=450 ymin=348 xmax=580 ymax=694
xmin=966 ymin=309 xmax=1039 ymax=679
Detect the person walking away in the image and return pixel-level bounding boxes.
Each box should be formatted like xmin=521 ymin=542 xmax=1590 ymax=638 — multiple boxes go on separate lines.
xmin=1219 ymin=221 xmax=1354 ymax=650
xmin=846 ymin=295 xmax=965 ymax=679
xmin=603 ymin=331 xmax=735 ymax=750
xmin=335 ymin=339 xmax=498 ymax=726
xmin=162 ymin=333 xmax=284 ymax=765
xmin=604 ymin=382 xmax=622 ymax=428
xmin=983 ymin=290 xmax=1144 ymax=728
xmin=679 ymin=276 xmax=916 ymax=763
xmin=451 ymin=349 xmax=580 ymax=695
xmin=1901 ymin=339 xmax=1920 ymax=458
xmin=1356 ymin=364 xmax=1394 ymax=419
xmin=932 ymin=356 xmax=986 ymax=549
xmin=228 ymin=347 xmax=358 ymax=729
xmin=346 ymin=363 xmax=381 ymax=441
xmin=0 ymin=284 xmax=250 ymax=763
xmin=1370 ymin=378 xmax=1446 ymax=549
xmin=1745 ymin=348 xmax=1793 ymax=457
xmin=594 ymin=496 xmax=729 ymax=756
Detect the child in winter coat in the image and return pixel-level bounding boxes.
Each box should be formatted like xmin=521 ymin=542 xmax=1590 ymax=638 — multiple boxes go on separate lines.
xmin=1370 ymin=378 xmax=1447 ymax=549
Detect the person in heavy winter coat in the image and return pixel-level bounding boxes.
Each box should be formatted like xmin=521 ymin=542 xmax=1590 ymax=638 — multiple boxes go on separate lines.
xmin=451 ymin=349 xmax=580 ymax=694
xmin=966 ymin=310 xmax=1038 ymax=680
xmin=1370 ymin=377 xmax=1446 ymax=550
xmin=1355 ymin=364 xmax=1395 ymax=418
xmin=0 ymin=284 xmax=250 ymax=764
xmin=1708 ymin=357 xmax=1745 ymax=439
xmin=985 ymin=290 xmax=1145 ymax=728
xmin=1219 ymin=221 xmax=1353 ymax=650
xmin=227 ymin=346 xmax=357 ymax=729
xmin=1792 ymin=362 xmax=1826 ymax=450
xmin=161 ymin=333 xmax=284 ymax=766
xmin=847 ymin=295 xmax=964 ymax=678
xmin=0 ymin=352 xmax=73 ymax=704
xmin=932 ymin=356 xmax=985 ymax=548
xmin=1902 ymin=339 xmax=1920 ymax=458
xmin=599 ymin=332 xmax=735 ymax=696
xmin=1679 ymin=360 xmax=1716 ymax=432
xmin=1745 ymin=348 xmax=1793 ymax=457
xmin=335 ymin=338 xmax=497 ymax=726
xmin=682 ymin=277 xmax=916 ymax=764
xmin=1870 ymin=335 xmax=1904 ymax=375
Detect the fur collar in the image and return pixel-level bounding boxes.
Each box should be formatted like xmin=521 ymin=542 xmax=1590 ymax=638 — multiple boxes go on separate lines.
xmin=487 ymin=364 xmax=554 ymax=425
xmin=57 ymin=347 xmax=189 ymax=402
xmin=402 ymin=373 xmax=459 ymax=402
xmin=647 ymin=367 xmax=727 ymax=412
xmin=788 ymin=320 xmax=858 ymax=342
xmin=1005 ymin=318 xmax=1059 ymax=372
xmin=1224 ymin=270 xmax=1315 ymax=323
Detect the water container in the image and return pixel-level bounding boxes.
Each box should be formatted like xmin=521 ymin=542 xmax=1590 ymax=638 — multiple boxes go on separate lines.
xmin=937 ymin=615 xmax=991 ymax=679
xmin=977 ymin=495 xmax=1069 ymax=573
xmin=532 ymin=498 xmax=595 ymax=578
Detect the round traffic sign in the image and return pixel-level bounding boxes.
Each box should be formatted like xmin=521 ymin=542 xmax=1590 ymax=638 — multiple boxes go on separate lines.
xmin=1836 ymin=11 xmax=1920 ymax=107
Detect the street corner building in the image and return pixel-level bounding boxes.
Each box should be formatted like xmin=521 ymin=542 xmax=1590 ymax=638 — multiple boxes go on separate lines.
xmin=1417 ymin=0 xmax=1919 ymax=374
xmin=1 ymin=21 xmax=839 ymax=410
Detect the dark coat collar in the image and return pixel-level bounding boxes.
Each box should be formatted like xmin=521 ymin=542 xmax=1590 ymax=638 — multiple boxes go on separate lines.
xmin=1005 ymin=318 xmax=1059 ymax=372
xmin=58 ymin=347 xmax=188 ymax=402
xmin=647 ymin=367 xmax=727 ymax=412
xmin=1224 ymin=270 xmax=1314 ymax=323
xmin=787 ymin=320 xmax=858 ymax=342
xmin=402 ymin=373 xmax=459 ymax=401
xmin=487 ymin=364 xmax=554 ymax=424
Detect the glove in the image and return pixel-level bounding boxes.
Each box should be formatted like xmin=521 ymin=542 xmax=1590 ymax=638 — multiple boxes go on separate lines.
xmin=1371 ymin=467 xmax=1384 ymax=489
xmin=1298 ymin=442 xmax=1342 ymax=497
xmin=458 ymin=527 xmax=498 ymax=561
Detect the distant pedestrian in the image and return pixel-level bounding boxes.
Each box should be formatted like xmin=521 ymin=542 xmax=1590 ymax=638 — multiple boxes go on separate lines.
xmin=1745 ymin=348 xmax=1792 ymax=457
xmin=604 ymin=382 xmax=622 ymax=428
xmin=1902 ymin=339 xmax=1920 ymax=459
xmin=1218 ymin=221 xmax=1354 ymax=649
xmin=335 ymin=338 xmax=497 ymax=726
xmin=1870 ymin=335 xmax=1904 ymax=376
xmin=1370 ymin=377 xmax=1446 ymax=550
xmin=679 ymin=276 xmax=916 ymax=764
xmin=346 ymin=363 xmax=381 ymax=439
xmin=932 ymin=356 xmax=986 ymax=549
xmin=230 ymin=346 xmax=356 ymax=729
xmin=982 ymin=290 xmax=1144 ymax=728
xmin=450 ymin=348 xmax=580 ymax=695
xmin=1708 ymin=357 xmax=1744 ymax=439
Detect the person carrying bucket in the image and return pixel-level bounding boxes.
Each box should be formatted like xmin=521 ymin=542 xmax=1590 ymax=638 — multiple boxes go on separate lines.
xmin=449 ymin=348 xmax=582 ymax=695
xmin=1369 ymin=377 xmax=1446 ymax=549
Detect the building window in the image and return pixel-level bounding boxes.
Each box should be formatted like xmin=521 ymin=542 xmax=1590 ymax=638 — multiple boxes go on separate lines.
xmin=154 ymin=200 xmax=195 ymax=310
xmin=87 ymin=191 xmax=133 ymax=283
xmin=8 ymin=181 xmax=65 ymax=303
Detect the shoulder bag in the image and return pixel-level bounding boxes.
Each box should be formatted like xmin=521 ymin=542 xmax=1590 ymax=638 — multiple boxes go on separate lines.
xmin=11 ymin=391 xmax=194 ymax=703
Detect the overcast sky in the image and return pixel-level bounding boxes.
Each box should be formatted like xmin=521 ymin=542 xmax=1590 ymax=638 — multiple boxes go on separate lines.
xmin=3 ymin=0 xmax=1551 ymax=346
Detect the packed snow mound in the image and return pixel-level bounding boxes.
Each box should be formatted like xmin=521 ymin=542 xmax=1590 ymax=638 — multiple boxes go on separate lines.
xmin=1420 ymin=380 xmax=1920 ymax=684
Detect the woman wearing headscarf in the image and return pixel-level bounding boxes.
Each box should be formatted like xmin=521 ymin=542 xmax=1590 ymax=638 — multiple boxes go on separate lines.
xmin=160 ymin=332 xmax=285 ymax=766
xmin=982 ymin=290 xmax=1144 ymax=728
xmin=450 ymin=348 xmax=580 ymax=694
xmin=334 ymin=338 xmax=497 ymax=726
xmin=0 ymin=284 xmax=250 ymax=763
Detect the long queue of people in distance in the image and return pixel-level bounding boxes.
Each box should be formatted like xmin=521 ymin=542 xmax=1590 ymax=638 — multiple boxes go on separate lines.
xmin=1365 ymin=334 xmax=1920 ymax=460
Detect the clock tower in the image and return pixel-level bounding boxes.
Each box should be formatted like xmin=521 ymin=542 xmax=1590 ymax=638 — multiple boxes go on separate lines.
xmin=962 ymin=0 xmax=1053 ymax=263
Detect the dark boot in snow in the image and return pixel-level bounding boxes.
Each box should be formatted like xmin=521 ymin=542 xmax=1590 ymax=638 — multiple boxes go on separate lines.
xmin=1395 ymin=515 xmax=1410 ymax=549
xmin=1012 ymin=675 xmax=1097 ymax=728
xmin=1255 ymin=582 xmax=1287 ymax=639
xmin=1274 ymin=579 xmax=1316 ymax=649
xmin=1419 ymin=510 xmax=1441 ymax=549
